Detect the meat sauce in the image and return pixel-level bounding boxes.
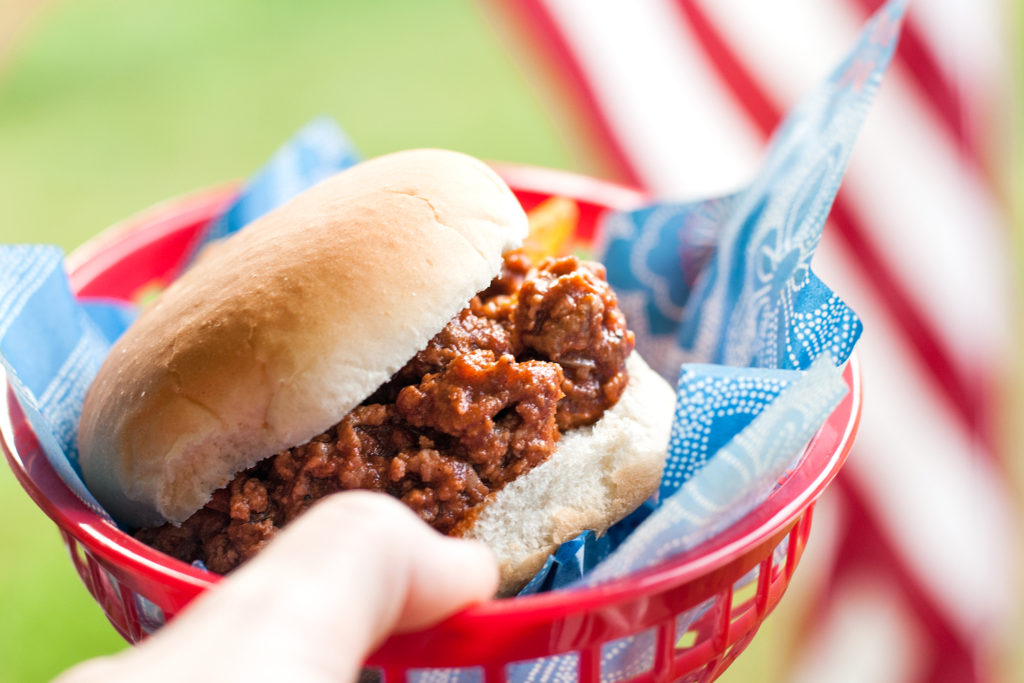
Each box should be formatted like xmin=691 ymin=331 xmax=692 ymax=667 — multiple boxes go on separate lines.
xmin=136 ymin=252 xmax=634 ymax=573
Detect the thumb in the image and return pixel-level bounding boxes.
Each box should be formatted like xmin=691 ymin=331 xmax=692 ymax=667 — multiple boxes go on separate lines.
xmin=272 ymin=491 xmax=501 ymax=640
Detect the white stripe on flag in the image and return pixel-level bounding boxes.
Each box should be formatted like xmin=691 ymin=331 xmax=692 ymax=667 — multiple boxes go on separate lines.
xmin=696 ymin=0 xmax=862 ymax=106
xmin=542 ymin=0 xmax=763 ymax=198
xmin=843 ymin=81 xmax=1013 ymax=375
xmin=789 ymin=573 xmax=927 ymax=683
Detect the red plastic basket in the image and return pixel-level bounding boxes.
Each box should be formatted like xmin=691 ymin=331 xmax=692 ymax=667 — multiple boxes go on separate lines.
xmin=2 ymin=165 xmax=860 ymax=683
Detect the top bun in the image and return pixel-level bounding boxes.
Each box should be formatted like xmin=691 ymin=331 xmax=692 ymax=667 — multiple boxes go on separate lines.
xmin=79 ymin=149 xmax=529 ymax=528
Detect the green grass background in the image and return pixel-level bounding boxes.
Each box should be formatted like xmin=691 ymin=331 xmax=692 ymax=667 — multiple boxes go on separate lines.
xmin=0 ymin=1 xmax=1019 ymax=682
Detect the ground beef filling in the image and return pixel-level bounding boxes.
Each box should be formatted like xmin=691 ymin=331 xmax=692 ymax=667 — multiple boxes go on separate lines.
xmin=135 ymin=252 xmax=635 ymax=574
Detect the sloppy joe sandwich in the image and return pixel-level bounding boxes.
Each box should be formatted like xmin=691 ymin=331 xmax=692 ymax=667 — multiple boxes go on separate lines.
xmin=78 ymin=149 xmax=674 ymax=594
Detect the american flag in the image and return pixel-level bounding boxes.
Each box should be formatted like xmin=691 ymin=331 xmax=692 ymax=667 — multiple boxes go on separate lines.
xmin=483 ymin=1 xmax=1018 ymax=681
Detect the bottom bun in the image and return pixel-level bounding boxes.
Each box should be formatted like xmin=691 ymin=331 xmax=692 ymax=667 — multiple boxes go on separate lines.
xmin=464 ymin=351 xmax=675 ymax=595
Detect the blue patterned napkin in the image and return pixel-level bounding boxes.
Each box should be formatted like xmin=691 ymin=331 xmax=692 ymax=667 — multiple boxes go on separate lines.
xmin=0 ymin=246 xmax=111 ymax=516
xmin=581 ymin=356 xmax=846 ymax=587
xmin=0 ymin=4 xmax=905 ymax=646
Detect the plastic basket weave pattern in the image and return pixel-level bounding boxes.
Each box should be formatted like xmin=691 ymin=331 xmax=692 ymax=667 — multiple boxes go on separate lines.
xmin=1 ymin=167 xmax=860 ymax=683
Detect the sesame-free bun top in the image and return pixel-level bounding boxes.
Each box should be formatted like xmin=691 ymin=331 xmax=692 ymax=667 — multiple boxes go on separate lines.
xmin=79 ymin=149 xmax=529 ymax=529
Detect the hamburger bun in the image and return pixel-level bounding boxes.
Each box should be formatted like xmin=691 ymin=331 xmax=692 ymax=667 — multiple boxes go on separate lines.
xmin=78 ymin=148 xmax=673 ymax=592
xmin=465 ymin=352 xmax=672 ymax=594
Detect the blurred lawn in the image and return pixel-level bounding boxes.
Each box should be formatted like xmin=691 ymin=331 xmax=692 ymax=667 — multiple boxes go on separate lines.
xmin=0 ymin=0 xmax=592 ymax=251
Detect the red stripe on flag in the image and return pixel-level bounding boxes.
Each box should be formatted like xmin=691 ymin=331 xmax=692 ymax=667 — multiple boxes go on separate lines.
xmin=674 ymin=0 xmax=992 ymax=448
xmin=479 ymin=0 xmax=645 ymax=187
xmin=672 ymin=1 xmax=777 ymax=135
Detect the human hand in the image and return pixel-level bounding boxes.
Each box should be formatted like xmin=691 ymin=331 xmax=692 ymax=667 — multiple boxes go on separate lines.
xmin=57 ymin=491 xmax=499 ymax=683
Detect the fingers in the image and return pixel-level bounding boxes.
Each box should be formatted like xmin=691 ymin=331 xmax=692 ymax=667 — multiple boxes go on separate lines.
xmin=258 ymin=491 xmax=500 ymax=646
xmin=59 ymin=491 xmax=498 ymax=683
xmin=374 ymin=507 xmax=498 ymax=634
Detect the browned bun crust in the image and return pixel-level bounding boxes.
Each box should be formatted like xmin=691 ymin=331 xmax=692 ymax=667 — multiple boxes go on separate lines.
xmin=79 ymin=149 xmax=528 ymax=527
